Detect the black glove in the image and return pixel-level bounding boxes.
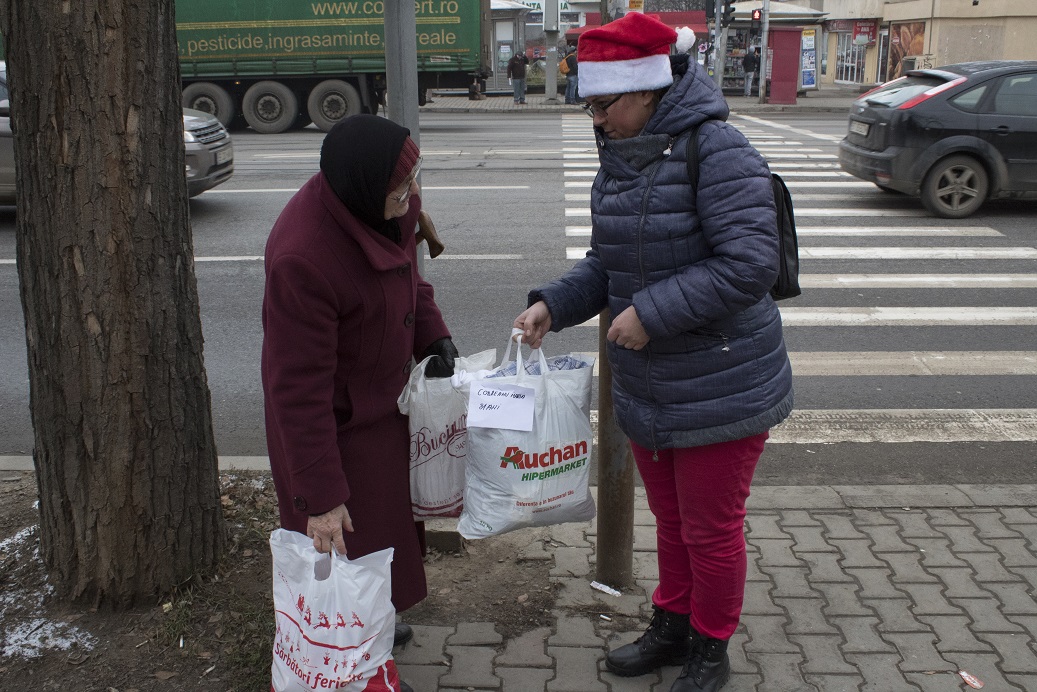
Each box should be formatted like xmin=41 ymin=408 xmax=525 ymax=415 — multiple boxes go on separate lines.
xmin=423 ymin=337 xmax=458 ymax=378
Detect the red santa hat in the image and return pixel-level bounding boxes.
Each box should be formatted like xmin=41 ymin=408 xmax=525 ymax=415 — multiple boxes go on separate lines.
xmin=577 ymin=12 xmax=679 ymax=98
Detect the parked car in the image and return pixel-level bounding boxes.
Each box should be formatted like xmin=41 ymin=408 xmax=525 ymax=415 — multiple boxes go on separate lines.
xmin=839 ymin=60 xmax=1037 ymax=218
xmin=0 ymin=65 xmax=233 ymax=204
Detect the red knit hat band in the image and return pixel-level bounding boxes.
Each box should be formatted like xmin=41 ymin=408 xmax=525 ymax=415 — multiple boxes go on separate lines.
xmin=387 ymin=136 xmax=420 ymax=193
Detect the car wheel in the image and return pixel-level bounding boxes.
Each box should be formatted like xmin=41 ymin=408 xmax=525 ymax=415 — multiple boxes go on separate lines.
xmin=242 ymin=81 xmax=299 ymax=134
xmin=921 ymin=155 xmax=989 ymax=219
xmin=306 ymin=80 xmax=362 ymax=132
xmin=182 ymin=83 xmax=236 ymax=127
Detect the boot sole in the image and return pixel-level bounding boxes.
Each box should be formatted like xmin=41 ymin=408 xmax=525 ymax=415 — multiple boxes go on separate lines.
xmin=605 ymin=652 xmax=689 ymax=677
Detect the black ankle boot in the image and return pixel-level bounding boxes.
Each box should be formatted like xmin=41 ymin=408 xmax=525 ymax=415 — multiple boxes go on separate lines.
xmin=670 ymin=631 xmax=730 ymax=692
xmin=605 ymin=606 xmax=691 ymax=677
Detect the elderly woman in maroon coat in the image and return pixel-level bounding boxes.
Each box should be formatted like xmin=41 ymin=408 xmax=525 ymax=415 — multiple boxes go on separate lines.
xmin=262 ymin=116 xmax=457 ymax=678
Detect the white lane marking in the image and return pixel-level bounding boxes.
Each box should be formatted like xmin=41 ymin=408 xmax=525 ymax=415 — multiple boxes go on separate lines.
xmin=772 ymin=171 xmax=853 ymax=177
xmin=204 ymin=186 xmax=531 ymax=195
xmin=566 ymin=226 xmax=592 ymax=236
xmin=770 ymin=409 xmax=1037 ymax=444
xmin=800 ymin=247 xmax=1037 ymax=259
xmin=565 ymin=181 xmax=593 ymax=187
xmin=768 ymin=163 xmax=842 ymax=169
xmin=204 ymin=188 xmax=299 ymax=194
xmin=763 ymin=152 xmax=839 ymax=159
xmin=779 ymin=307 xmax=1037 ymax=326
xmin=782 ymin=181 xmax=882 ymax=188
xmin=0 ymin=259 xmax=14 ymax=265
xmin=797 ymin=227 xmax=1001 ymax=237
xmin=565 ymin=171 xmax=598 ymax=177
xmin=799 ymin=274 xmax=1036 ymax=287
xmin=796 ymin=208 xmax=930 ymax=217
xmin=425 ymin=254 xmax=523 ymax=260
xmin=488 ymin=149 xmax=566 ymax=154
xmin=196 ymin=256 xmax=263 ymax=262
xmin=562 ymin=154 xmax=601 ymax=159
xmin=562 ymin=147 xmax=598 ymax=152
xmin=565 ymin=194 xmax=591 ymax=201
xmin=757 ymin=147 xmax=823 ymax=153
xmin=567 ymin=247 xmax=589 ymax=259
xmin=732 ymin=113 xmax=844 ymax=142
xmin=578 ymin=307 xmax=1037 ymax=327
xmin=563 ymin=162 xmax=600 ymax=168
xmin=788 ymin=351 xmax=1037 ymax=376
xmin=565 ymin=208 xmax=592 ymax=216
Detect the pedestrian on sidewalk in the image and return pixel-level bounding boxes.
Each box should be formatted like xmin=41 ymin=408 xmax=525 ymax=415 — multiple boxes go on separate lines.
xmin=262 ymin=114 xmax=459 ymax=692
xmin=513 ymin=13 xmax=792 ymax=692
xmin=563 ymin=45 xmax=580 ymax=104
xmin=507 ymin=49 xmax=530 ymax=104
xmin=742 ymin=48 xmax=760 ymax=97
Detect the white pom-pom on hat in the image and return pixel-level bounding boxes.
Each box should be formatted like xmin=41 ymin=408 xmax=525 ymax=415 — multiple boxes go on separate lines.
xmin=675 ymin=27 xmax=697 ymax=54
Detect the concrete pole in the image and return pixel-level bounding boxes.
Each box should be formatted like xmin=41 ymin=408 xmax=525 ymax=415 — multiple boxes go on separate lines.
xmin=383 ymin=0 xmax=423 ymax=271
xmin=594 ymin=312 xmax=634 ymax=588
xmin=544 ymin=0 xmax=561 ymax=104
xmin=758 ymin=0 xmax=771 ymax=104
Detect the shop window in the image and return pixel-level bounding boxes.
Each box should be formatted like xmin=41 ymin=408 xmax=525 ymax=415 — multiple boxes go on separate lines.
xmin=836 ymin=32 xmax=867 ymax=84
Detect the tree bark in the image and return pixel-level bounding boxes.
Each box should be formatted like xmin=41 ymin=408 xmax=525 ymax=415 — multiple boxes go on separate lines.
xmin=0 ymin=0 xmax=225 ymax=608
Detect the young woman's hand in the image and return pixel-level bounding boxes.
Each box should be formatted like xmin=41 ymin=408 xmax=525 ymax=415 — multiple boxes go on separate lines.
xmin=514 ymin=301 xmax=552 ymax=349
xmin=607 ymin=305 xmax=650 ymax=350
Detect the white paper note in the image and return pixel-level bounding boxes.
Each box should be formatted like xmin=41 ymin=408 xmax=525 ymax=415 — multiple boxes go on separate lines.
xmin=467 ymin=382 xmax=535 ymax=432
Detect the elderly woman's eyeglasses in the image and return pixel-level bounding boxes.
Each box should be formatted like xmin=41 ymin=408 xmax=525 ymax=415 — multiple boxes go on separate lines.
xmin=581 ymin=94 xmax=623 ymax=118
xmin=390 ymin=157 xmax=423 ymax=203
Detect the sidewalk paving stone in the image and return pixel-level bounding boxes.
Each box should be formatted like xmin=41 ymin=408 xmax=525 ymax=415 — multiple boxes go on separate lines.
xmin=975 ymin=631 xmax=1037 ymax=672
xmin=985 ymin=582 xmax=1037 ymax=614
xmin=917 ymin=614 xmax=994 ymax=653
xmin=844 ymin=567 xmax=903 ymax=599
xmin=767 ymin=566 xmax=817 ymax=598
xmin=775 ymin=597 xmax=839 ymax=635
xmin=750 ymin=652 xmax=811 ymax=691
xmin=843 ymin=652 xmax=917 ymax=690
xmin=785 ymin=525 xmax=839 ymax=553
xmin=395 ymin=625 xmax=454 ymax=665
xmin=882 ymin=632 xmax=954 ymax=672
xmin=828 ymin=539 xmax=888 ymax=569
xmin=829 ymin=617 xmax=896 ymax=654
xmin=804 ymin=673 xmax=865 ymax=691
xmin=865 ymin=599 xmax=932 ymax=633
xmin=497 ymin=667 xmax=553 ymax=692
xmin=398 ymin=664 xmax=447 ymax=691
xmin=857 ymin=523 xmax=918 ymax=554
xmin=777 ymin=509 xmax=823 ymax=527
xmin=791 ymin=634 xmax=859 ymax=675
xmin=495 ymin=627 xmax=553 ymax=668
xmin=803 ymin=552 xmax=858 ymax=583
xmin=547 ymin=612 xmax=604 ymax=648
xmin=894 ymin=583 xmax=964 ymax=616
xmin=814 ymin=514 xmax=870 ymax=540
xmin=448 ymin=622 xmax=504 ymax=646
xmin=952 ymin=597 xmax=1026 ymax=632
xmin=925 ymin=566 xmax=988 ymax=599
xmin=741 ymin=614 xmax=798 ymax=654
xmin=944 ymin=653 xmax=1024 ymax=690
xmin=876 ymin=553 xmax=939 ymax=583
xmin=887 ymin=512 xmax=944 ymax=539
xmin=961 ymin=550 xmax=1031 ymax=580
xmin=545 ymin=646 xmax=606 ymax=692
xmin=548 ymin=546 xmax=592 ymax=578
xmin=905 ymin=537 xmax=971 ymax=569
xmin=440 ymin=645 xmax=501 ymax=689
xmin=742 ymin=579 xmax=786 ymax=615
xmin=934 ymin=524 xmax=996 ymax=552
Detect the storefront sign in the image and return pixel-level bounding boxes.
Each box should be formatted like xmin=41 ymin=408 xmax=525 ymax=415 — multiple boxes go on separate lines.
xmin=628 ymin=0 xmax=644 ymax=10
xmin=853 ymin=20 xmax=878 ymax=46
xmin=825 ymin=20 xmax=854 ymax=33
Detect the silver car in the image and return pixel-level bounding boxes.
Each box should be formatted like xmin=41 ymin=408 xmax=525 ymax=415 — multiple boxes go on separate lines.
xmin=0 ymin=66 xmax=233 ymax=203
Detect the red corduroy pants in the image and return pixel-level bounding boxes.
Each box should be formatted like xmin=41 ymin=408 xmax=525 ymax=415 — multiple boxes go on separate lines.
xmin=631 ymin=432 xmax=768 ymax=640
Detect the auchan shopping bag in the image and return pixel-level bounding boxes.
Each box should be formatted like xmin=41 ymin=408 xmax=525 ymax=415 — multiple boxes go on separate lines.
xmin=397 ymin=349 xmax=497 ymax=519
xmin=458 ymin=331 xmax=596 ymax=539
xmin=270 ymin=529 xmax=399 ymax=691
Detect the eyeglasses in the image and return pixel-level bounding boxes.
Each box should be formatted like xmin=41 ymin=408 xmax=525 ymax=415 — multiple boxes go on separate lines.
xmin=390 ymin=157 xmax=422 ymax=203
xmin=581 ymin=94 xmax=624 ymax=119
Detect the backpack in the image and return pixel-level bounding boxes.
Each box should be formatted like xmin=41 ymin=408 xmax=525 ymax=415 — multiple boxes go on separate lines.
xmin=559 ymin=55 xmax=571 ymax=75
xmin=685 ymin=120 xmax=801 ymax=301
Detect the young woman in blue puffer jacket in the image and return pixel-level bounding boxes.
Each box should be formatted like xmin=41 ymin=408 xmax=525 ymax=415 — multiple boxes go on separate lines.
xmin=514 ymin=13 xmax=793 ymax=692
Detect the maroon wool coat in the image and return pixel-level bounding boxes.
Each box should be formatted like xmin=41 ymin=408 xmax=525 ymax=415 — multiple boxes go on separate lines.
xmin=262 ymin=172 xmax=450 ymax=612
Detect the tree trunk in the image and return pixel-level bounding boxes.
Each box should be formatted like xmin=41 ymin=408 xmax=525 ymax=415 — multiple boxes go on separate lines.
xmin=0 ymin=0 xmax=226 ymax=608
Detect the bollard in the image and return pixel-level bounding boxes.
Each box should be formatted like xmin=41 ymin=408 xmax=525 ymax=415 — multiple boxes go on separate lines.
xmin=594 ymin=309 xmax=634 ymax=588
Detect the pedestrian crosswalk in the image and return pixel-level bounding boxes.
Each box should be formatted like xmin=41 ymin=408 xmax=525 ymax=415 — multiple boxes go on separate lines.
xmin=559 ymin=113 xmax=1037 ymax=445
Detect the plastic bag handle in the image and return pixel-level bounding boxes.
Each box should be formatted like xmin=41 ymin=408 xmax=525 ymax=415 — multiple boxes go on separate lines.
xmin=501 ymin=328 xmax=549 ymax=378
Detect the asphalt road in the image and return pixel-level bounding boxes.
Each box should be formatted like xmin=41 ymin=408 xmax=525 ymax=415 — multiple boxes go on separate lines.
xmin=1 ymin=111 xmax=1035 ymax=486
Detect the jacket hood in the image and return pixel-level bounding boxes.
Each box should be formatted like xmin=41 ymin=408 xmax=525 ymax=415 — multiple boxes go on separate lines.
xmin=645 ymin=55 xmax=730 ymax=138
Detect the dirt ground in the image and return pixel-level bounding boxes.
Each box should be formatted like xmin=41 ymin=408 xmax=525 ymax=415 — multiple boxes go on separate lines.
xmin=0 ymin=469 xmax=559 ymax=691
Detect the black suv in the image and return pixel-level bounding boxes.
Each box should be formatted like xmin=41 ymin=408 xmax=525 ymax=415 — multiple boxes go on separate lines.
xmin=839 ymin=60 xmax=1037 ymax=218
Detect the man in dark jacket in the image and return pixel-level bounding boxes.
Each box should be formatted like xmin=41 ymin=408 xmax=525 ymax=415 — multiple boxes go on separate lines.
xmin=506 ymin=50 xmax=530 ymax=104
xmin=742 ymin=48 xmax=760 ymax=97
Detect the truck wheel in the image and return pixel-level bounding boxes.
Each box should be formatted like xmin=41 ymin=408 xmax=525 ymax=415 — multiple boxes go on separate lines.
xmin=182 ymin=83 xmax=235 ymax=127
xmin=306 ymin=80 xmax=362 ymax=132
xmin=242 ymin=81 xmax=299 ymax=134
xmin=921 ymin=155 xmax=989 ymax=219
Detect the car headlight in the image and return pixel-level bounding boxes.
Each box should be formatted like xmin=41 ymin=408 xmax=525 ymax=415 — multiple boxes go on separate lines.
xmin=184 ymin=129 xmax=197 ymax=143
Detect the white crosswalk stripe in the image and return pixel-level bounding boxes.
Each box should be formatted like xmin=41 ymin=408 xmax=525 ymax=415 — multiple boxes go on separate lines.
xmin=558 ymin=114 xmax=1037 ymax=445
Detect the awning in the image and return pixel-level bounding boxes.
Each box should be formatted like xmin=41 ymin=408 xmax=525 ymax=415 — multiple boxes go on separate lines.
xmin=566 ymin=11 xmax=708 ymax=42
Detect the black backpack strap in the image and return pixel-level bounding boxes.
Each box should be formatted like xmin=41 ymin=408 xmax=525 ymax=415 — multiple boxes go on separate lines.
xmin=685 ymin=119 xmax=719 ymax=195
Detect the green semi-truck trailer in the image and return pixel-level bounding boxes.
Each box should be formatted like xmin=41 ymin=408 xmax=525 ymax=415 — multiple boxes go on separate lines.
xmin=177 ymin=0 xmax=490 ymax=133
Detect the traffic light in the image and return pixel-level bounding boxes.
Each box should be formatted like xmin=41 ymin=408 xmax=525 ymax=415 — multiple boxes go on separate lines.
xmin=706 ymin=2 xmax=715 ymax=21
xmin=721 ymin=0 xmax=736 ymax=28
xmin=750 ymin=8 xmax=762 ymax=31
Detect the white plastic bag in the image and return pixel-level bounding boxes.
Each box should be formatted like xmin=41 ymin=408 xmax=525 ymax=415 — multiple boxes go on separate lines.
xmin=398 ymin=349 xmax=497 ymax=519
xmin=270 ymin=529 xmax=400 ymax=692
xmin=458 ymin=332 xmax=596 ymax=539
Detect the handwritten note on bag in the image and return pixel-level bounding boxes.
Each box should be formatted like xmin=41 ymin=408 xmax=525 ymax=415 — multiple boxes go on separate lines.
xmin=467 ymin=383 xmax=535 ymax=432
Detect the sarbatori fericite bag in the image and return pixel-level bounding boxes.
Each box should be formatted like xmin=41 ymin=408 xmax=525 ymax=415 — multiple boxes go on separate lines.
xmin=397 ymin=349 xmax=497 ymax=519
xmin=458 ymin=330 xmax=596 ymax=539
xmin=270 ymin=529 xmax=400 ymax=692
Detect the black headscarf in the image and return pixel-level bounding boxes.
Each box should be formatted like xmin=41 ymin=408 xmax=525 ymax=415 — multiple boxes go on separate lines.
xmin=320 ymin=114 xmax=411 ymax=241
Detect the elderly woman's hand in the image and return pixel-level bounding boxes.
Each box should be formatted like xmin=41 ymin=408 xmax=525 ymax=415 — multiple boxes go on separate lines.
xmin=607 ymin=305 xmax=650 ymax=350
xmin=307 ymin=504 xmax=354 ymax=556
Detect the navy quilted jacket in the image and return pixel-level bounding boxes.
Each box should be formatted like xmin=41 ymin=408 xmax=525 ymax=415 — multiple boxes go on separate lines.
xmin=530 ymin=55 xmax=793 ymax=450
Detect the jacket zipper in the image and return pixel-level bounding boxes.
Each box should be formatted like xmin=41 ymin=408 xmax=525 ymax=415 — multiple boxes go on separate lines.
xmin=637 ymin=161 xmax=664 ymax=447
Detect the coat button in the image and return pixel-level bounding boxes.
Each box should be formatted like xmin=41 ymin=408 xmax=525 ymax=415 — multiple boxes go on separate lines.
xmin=293 ymin=497 xmax=308 ymax=512
xmin=397 ymin=264 xmax=410 ymax=276
xmin=404 ymin=313 xmax=415 ymax=327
